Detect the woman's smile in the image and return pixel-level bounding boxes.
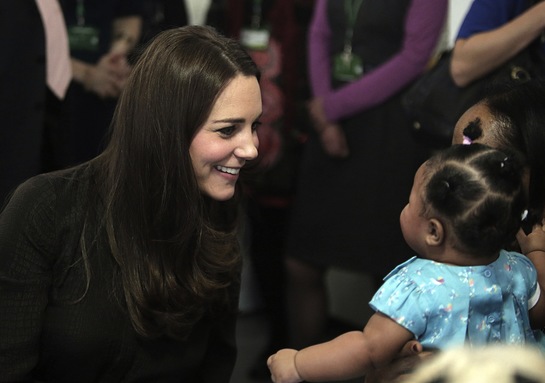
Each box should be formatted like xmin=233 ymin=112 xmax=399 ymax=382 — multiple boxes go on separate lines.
xmin=190 ymin=74 xmax=262 ymax=201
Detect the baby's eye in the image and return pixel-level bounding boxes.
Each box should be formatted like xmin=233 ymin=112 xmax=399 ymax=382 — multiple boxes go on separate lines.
xmin=217 ymin=125 xmax=236 ymax=136
xmin=252 ymin=121 xmax=262 ymax=132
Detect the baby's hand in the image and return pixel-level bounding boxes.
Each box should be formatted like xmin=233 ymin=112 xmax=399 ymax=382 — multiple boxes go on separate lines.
xmin=516 ymin=219 xmax=545 ymax=255
xmin=267 ymin=348 xmax=303 ymax=383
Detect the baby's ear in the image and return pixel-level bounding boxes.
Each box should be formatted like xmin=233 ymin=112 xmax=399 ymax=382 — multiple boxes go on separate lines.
xmin=426 ymin=218 xmax=444 ymax=246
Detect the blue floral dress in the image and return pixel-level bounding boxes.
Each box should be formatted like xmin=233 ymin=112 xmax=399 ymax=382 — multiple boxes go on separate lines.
xmin=370 ymin=250 xmax=544 ymax=350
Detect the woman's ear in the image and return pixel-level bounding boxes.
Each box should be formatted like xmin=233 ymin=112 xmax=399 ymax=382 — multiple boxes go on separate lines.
xmin=426 ymin=218 xmax=444 ymax=246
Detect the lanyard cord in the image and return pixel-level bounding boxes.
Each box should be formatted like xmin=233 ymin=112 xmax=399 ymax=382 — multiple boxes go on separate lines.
xmin=344 ymin=0 xmax=363 ymax=50
xmin=251 ymin=0 xmax=263 ymax=29
xmin=76 ymin=0 xmax=85 ymax=26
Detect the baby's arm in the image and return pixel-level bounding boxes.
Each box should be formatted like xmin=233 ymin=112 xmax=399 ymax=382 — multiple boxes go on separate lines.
xmin=516 ymin=223 xmax=545 ymax=328
xmin=267 ymin=313 xmax=414 ymax=383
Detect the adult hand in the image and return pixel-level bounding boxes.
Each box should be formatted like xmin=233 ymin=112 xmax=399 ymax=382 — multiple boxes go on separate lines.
xmin=83 ymin=52 xmax=131 ymax=98
xmin=319 ymin=123 xmax=350 ymax=158
xmin=308 ymin=97 xmax=329 ymax=130
xmin=516 ymin=219 xmax=545 ymax=255
xmin=365 ymin=340 xmax=435 ymax=383
xmin=267 ymin=349 xmax=303 ymax=383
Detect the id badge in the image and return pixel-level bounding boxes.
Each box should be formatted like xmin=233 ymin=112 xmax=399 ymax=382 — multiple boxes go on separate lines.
xmin=333 ymin=52 xmax=363 ymax=82
xmin=68 ymin=25 xmax=100 ymax=52
xmin=240 ymin=28 xmax=270 ymax=51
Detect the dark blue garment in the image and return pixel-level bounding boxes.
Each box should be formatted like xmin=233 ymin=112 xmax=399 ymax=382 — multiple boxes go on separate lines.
xmin=458 ymin=0 xmax=535 ymax=39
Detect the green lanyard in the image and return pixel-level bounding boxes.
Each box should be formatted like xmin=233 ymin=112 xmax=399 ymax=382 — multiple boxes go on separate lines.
xmin=76 ymin=0 xmax=85 ymax=26
xmin=251 ymin=0 xmax=263 ymax=29
xmin=343 ymin=0 xmax=364 ymax=53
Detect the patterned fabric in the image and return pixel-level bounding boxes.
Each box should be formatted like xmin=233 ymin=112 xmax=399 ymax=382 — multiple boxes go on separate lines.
xmin=370 ymin=250 xmax=543 ymax=350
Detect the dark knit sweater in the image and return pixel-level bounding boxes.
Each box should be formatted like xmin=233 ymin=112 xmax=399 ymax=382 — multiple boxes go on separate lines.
xmin=0 ymin=164 xmax=239 ymax=382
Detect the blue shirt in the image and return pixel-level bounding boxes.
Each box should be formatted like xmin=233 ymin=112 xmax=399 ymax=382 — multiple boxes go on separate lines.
xmin=369 ymin=250 xmax=542 ymax=350
xmin=457 ymin=0 xmax=531 ymax=39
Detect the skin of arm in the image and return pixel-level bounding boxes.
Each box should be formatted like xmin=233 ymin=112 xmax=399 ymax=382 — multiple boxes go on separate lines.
xmin=451 ymin=2 xmax=545 ymax=87
xmin=70 ymin=15 xmax=142 ymax=98
xmin=516 ymin=222 xmax=545 ymax=329
xmin=267 ymin=312 xmax=414 ymax=383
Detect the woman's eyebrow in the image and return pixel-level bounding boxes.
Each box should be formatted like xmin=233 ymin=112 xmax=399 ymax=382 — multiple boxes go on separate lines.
xmin=212 ymin=118 xmax=245 ymax=124
xmin=212 ymin=112 xmax=262 ymax=124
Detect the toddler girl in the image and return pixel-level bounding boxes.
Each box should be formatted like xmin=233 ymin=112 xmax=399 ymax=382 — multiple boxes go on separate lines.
xmin=268 ymin=143 xmax=545 ymax=383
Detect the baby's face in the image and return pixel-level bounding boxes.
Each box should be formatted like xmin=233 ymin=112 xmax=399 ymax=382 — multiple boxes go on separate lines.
xmin=400 ymin=164 xmax=429 ymax=256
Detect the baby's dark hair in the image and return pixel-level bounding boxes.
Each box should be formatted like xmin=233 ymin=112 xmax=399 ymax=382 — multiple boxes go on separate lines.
xmin=423 ymin=144 xmax=525 ymax=256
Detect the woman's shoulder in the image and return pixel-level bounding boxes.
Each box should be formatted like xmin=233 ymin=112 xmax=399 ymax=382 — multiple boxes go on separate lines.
xmin=1 ymin=163 xmax=98 ymax=239
xmin=5 ymin=164 xmax=94 ymax=208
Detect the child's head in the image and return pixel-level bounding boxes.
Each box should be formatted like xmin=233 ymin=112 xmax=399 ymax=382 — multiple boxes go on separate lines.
xmin=401 ymin=144 xmax=525 ymax=259
xmin=406 ymin=345 xmax=545 ymax=383
xmin=453 ymin=79 xmax=545 ymax=227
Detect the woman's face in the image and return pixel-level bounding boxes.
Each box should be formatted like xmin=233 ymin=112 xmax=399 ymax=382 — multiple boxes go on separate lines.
xmin=190 ymin=74 xmax=261 ymax=201
xmin=451 ymin=103 xmax=496 ymax=146
xmin=453 ymin=102 xmax=532 ymax=210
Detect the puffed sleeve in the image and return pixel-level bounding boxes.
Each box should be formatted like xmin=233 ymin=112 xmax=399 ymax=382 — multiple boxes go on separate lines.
xmin=0 ymin=176 xmax=58 ymax=381
xmin=369 ymin=257 xmax=430 ymax=338
xmin=511 ymin=252 xmax=540 ymax=310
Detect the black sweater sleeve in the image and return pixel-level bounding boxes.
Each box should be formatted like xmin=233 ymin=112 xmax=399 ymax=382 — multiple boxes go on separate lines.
xmin=0 ymin=175 xmax=59 ymax=381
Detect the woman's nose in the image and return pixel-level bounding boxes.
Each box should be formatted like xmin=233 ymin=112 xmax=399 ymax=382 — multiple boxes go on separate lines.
xmin=234 ymin=129 xmax=259 ymax=160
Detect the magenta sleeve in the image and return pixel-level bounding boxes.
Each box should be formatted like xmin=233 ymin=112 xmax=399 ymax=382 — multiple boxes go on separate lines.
xmin=312 ymin=0 xmax=448 ymax=122
xmin=307 ymin=0 xmax=332 ymax=98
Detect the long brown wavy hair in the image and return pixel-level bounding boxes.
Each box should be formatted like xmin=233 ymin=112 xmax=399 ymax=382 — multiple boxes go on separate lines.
xmin=92 ymin=26 xmax=259 ymax=339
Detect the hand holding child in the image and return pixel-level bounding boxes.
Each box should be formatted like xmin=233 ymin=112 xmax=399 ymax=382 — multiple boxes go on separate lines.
xmin=516 ymin=219 xmax=545 ymax=255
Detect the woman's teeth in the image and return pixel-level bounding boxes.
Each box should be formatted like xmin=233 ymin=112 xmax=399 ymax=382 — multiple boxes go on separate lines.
xmin=215 ymin=165 xmax=239 ymax=175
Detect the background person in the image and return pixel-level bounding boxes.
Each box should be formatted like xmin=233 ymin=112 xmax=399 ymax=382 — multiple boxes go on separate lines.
xmin=0 ymin=0 xmax=71 ymax=206
xmin=451 ymin=0 xmax=545 ymax=87
xmin=56 ymin=0 xmax=145 ymax=168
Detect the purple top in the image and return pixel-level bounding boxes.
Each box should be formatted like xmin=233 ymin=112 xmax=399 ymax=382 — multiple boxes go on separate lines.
xmin=308 ymin=0 xmax=448 ymax=122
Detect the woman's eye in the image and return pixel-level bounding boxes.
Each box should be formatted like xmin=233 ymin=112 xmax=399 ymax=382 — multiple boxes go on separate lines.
xmin=218 ymin=126 xmax=236 ymax=136
xmin=252 ymin=121 xmax=262 ymax=132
